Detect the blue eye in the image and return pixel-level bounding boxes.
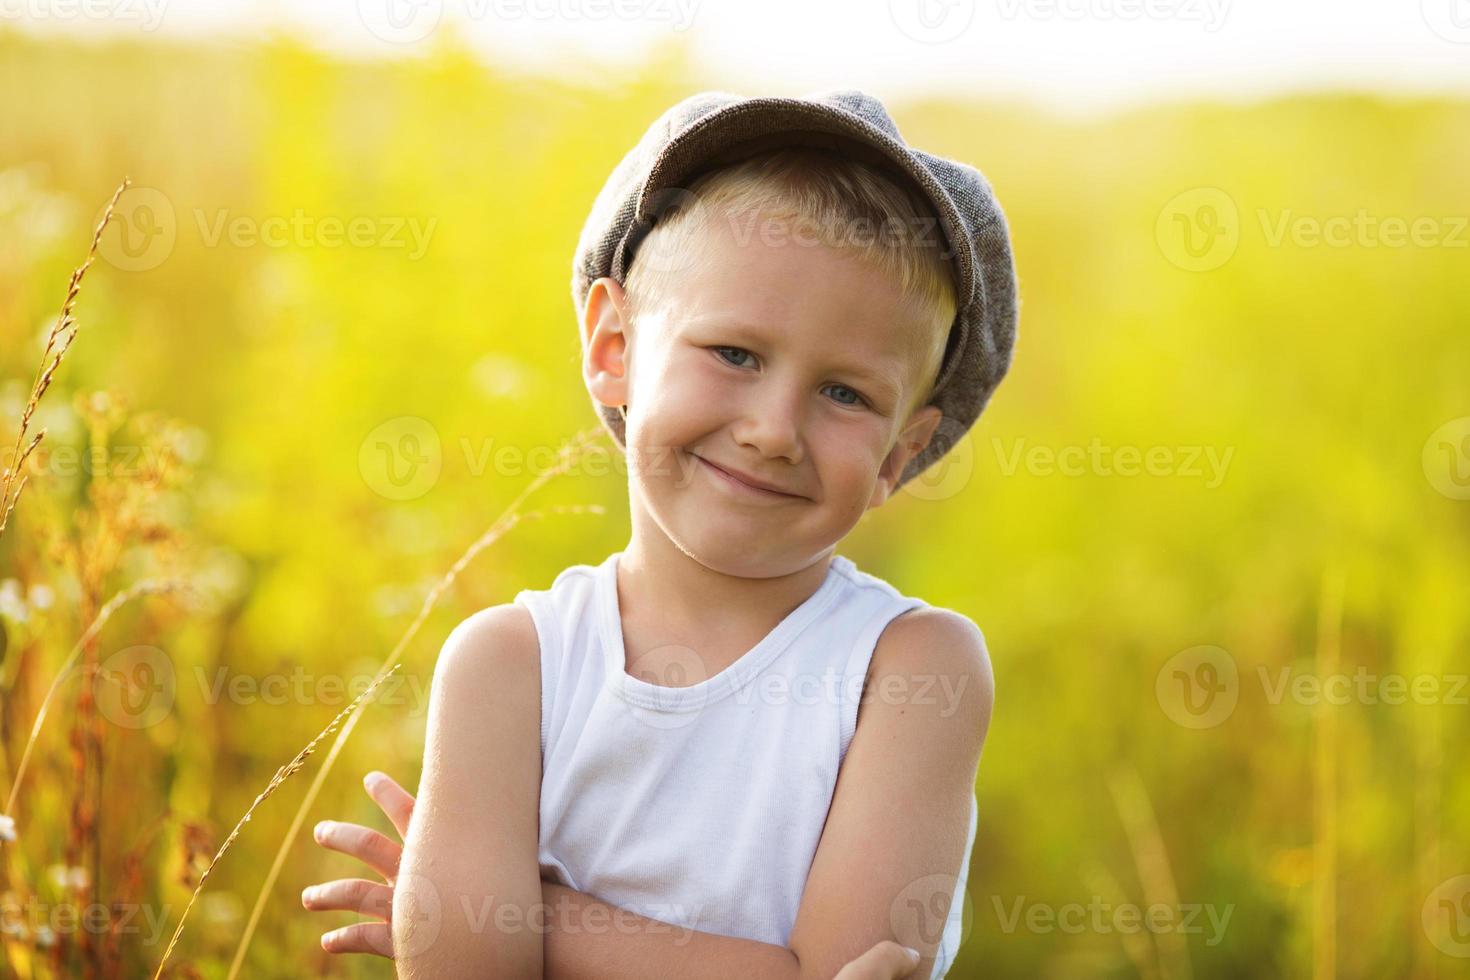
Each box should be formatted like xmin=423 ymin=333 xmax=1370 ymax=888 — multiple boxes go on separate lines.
xmin=713 ymin=346 xmax=755 ymax=368
xmin=824 ymin=384 xmax=865 ymax=407
xmin=713 ymin=346 xmax=868 ymax=409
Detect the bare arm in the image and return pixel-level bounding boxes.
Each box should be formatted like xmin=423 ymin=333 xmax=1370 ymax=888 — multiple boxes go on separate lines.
xmin=393 ymin=603 xmax=546 ymax=979
xmin=787 ymin=608 xmax=994 ymax=980
xmin=307 ymin=776 xmax=922 ymax=979
xmin=305 ymin=605 xmax=957 ymax=979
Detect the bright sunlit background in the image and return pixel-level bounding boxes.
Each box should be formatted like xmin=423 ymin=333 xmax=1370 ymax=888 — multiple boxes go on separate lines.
xmin=1 ymin=0 xmax=1468 ymax=977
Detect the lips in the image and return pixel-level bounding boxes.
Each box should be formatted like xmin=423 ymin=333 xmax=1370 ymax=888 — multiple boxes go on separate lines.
xmin=693 ymin=454 xmax=803 ymax=499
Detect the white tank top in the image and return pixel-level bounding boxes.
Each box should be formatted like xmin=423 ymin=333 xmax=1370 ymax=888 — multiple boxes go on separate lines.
xmin=515 ymin=550 xmax=977 ymax=978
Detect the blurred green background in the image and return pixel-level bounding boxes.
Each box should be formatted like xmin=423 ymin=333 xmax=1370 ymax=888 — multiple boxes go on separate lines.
xmin=1 ymin=25 xmax=1467 ymax=980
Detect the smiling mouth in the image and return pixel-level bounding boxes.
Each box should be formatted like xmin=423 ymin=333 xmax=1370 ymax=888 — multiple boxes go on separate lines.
xmin=692 ymin=454 xmax=803 ymax=500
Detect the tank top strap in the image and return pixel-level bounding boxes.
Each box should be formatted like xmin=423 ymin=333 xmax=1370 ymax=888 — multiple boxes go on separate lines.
xmin=831 ymin=559 xmax=928 ymax=763
xmin=513 ymin=557 xmax=609 ymax=762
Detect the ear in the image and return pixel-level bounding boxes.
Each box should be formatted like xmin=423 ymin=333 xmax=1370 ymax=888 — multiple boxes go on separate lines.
xmin=868 ymin=404 xmax=944 ymax=509
xmin=582 ymin=277 xmax=633 ymax=412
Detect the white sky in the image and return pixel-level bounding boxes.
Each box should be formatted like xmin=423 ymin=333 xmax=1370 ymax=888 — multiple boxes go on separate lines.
xmin=8 ymin=0 xmax=1470 ymax=115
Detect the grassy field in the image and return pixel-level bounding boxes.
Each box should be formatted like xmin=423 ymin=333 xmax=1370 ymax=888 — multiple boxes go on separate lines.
xmin=1 ymin=27 xmax=1467 ymax=979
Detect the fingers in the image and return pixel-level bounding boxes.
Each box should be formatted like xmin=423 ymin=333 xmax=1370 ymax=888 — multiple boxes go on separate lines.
xmin=832 ymin=940 xmax=922 ymax=980
xmin=363 ymin=771 xmax=415 ymax=839
xmin=313 ymin=820 xmax=403 ymax=881
xmin=319 ymin=920 xmax=395 ymax=959
xmin=301 ymin=877 xmax=394 ymax=919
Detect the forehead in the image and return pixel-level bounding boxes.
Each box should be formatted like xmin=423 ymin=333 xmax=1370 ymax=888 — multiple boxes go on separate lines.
xmin=654 ymin=210 xmax=937 ymax=371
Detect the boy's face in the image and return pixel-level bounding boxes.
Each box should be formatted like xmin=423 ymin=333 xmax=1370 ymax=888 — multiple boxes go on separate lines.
xmin=581 ymin=210 xmax=946 ymax=578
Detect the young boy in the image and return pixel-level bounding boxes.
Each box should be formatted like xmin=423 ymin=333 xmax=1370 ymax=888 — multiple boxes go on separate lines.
xmin=302 ymin=89 xmax=1018 ymax=979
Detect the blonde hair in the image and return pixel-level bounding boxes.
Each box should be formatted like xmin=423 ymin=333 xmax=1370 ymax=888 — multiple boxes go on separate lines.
xmin=623 ymin=146 xmax=958 ymax=417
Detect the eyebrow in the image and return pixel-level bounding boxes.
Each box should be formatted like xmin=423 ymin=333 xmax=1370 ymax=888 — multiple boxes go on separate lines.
xmin=696 ymin=318 xmax=906 ymax=405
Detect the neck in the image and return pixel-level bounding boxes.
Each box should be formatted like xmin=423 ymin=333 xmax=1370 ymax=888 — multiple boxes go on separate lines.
xmin=616 ymin=510 xmax=835 ymax=640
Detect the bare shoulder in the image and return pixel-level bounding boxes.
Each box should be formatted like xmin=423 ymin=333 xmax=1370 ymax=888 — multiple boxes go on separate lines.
xmin=867 ymin=605 xmax=994 ymax=732
xmin=433 ymin=601 xmax=540 ymax=687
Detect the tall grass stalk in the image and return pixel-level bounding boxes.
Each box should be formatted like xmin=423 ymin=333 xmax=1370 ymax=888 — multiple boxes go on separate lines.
xmin=1108 ymin=763 xmax=1192 ymax=980
xmin=2 ymin=578 xmax=186 ymax=819
xmin=150 ymin=661 xmax=409 ymax=979
xmin=215 ymin=426 xmax=608 ymax=978
xmin=0 ymin=177 xmax=129 ymax=540
xmin=1312 ymin=567 xmax=1344 ymax=980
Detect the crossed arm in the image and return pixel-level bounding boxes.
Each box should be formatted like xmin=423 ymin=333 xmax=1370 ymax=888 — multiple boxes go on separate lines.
xmin=302 ymin=603 xmax=992 ymax=979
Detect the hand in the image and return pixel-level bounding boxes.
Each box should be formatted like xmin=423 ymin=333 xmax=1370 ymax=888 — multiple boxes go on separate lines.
xmin=834 ymin=940 xmax=924 ymax=980
xmin=301 ymin=770 xmax=415 ymax=958
xmin=302 ymin=771 xmax=923 ymax=977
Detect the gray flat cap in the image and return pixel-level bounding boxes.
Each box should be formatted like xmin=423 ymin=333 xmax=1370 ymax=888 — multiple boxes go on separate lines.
xmin=571 ymin=88 xmax=1020 ymax=489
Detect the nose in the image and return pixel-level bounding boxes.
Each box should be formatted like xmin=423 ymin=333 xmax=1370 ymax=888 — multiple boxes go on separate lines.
xmin=731 ymin=377 xmax=805 ymax=464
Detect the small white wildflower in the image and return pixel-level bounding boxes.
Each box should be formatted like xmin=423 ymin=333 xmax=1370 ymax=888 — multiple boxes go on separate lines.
xmin=34 ymin=924 xmax=55 ymax=948
xmin=0 ymin=579 xmax=26 ymax=624
xmin=0 ymin=813 xmax=16 ymax=842
xmin=26 ymin=583 xmax=54 ymax=610
xmin=46 ymin=864 xmax=88 ymax=891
